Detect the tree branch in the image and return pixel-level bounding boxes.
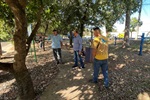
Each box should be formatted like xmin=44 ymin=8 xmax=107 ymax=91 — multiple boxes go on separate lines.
xmin=26 ymin=6 xmax=44 ymax=55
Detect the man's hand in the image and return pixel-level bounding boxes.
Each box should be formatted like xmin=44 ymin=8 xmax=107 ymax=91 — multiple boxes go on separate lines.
xmin=79 ymin=51 xmax=82 ymax=55
xmin=60 ymin=41 xmax=63 ymax=48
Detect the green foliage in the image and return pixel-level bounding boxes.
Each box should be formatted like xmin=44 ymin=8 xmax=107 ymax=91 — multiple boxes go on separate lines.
xmin=0 ymin=0 xmax=142 ymax=36
xmin=0 ymin=20 xmax=13 ymax=41
xmin=0 ymin=1 xmax=14 ymax=26
xmin=130 ymin=17 xmax=142 ymax=32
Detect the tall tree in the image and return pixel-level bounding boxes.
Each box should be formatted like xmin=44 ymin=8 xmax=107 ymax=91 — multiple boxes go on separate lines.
xmin=0 ymin=0 xmax=55 ymax=99
xmin=124 ymin=5 xmax=131 ymax=46
xmin=4 ymin=0 xmax=35 ymax=99
xmin=123 ymin=0 xmax=141 ymax=47
xmin=136 ymin=0 xmax=142 ymax=40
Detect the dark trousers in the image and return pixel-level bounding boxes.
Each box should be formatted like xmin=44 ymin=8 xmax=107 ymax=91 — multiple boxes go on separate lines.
xmin=53 ymin=48 xmax=62 ymax=63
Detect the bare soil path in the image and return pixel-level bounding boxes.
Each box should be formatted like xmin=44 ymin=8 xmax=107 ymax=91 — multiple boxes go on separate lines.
xmin=40 ymin=43 xmax=150 ymax=100
xmin=0 ymin=41 xmax=150 ymax=100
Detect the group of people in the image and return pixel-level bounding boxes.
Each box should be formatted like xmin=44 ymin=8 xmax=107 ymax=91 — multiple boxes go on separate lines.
xmin=49 ymin=27 xmax=109 ymax=88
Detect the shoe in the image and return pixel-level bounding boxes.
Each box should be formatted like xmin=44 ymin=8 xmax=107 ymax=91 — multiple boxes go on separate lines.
xmin=88 ymin=79 xmax=98 ymax=84
xmin=59 ymin=61 xmax=63 ymax=64
xmin=59 ymin=59 xmax=63 ymax=64
xmin=82 ymin=66 xmax=85 ymax=69
xmin=56 ymin=61 xmax=59 ymax=65
xmin=79 ymin=66 xmax=85 ymax=69
xmin=104 ymin=82 xmax=112 ymax=89
xmin=72 ymin=65 xmax=78 ymax=68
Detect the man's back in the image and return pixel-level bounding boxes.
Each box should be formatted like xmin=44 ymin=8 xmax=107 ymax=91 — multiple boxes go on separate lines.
xmin=92 ymin=36 xmax=108 ymax=60
xmin=73 ymin=35 xmax=82 ymax=51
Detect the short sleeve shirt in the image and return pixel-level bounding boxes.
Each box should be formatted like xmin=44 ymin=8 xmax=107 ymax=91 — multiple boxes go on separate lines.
xmin=92 ymin=36 xmax=108 ymax=60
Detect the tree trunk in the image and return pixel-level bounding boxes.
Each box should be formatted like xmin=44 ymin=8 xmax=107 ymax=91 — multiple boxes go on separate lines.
xmin=12 ymin=9 xmax=35 ymax=100
xmin=26 ymin=6 xmax=43 ymax=55
xmin=0 ymin=42 xmax=2 ymax=59
xmin=136 ymin=0 xmax=142 ymax=40
xmin=42 ymin=23 xmax=48 ymax=51
xmin=80 ymin=23 xmax=84 ymax=38
xmin=123 ymin=8 xmax=131 ymax=47
xmin=131 ymin=31 xmax=132 ymax=39
xmin=69 ymin=31 xmax=73 ymax=47
xmin=5 ymin=0 xmax=35 ymax=99
xmin=13 ymin=14 xmax=35 ymax=100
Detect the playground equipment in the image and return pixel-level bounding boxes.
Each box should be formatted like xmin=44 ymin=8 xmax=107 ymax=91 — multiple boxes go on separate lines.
xmin=85 ymin=47 xmax=93 ymax=63
xmin=138 ymin=33 xmax=145 ymax=56
xmin=28 ymin=24 xmax=37 ymax=62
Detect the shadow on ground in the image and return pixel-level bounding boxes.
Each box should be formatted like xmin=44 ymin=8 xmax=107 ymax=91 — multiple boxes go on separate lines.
xmin=40 ymin=45 xmax=150 ymax=100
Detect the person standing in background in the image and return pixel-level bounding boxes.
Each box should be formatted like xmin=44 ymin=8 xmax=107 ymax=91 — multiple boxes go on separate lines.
xmin=39 ymin=36 xmax=43 ymax=49
xmin=72 ymin=29 xmax=85 ymax=69
xmin=50 ymin=29 xmax=63 ymax=65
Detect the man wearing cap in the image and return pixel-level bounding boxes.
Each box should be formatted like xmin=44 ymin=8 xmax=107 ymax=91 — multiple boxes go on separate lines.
xmin=91 ymin=27 xmax=109 ymax=88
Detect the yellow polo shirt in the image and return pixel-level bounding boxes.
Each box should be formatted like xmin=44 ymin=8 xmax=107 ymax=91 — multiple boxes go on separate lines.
xmin=92 ymin=36 xmax=108 ymax=60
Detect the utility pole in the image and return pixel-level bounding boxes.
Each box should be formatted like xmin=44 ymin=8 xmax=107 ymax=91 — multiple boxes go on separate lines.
xmin=136 ymin=0 xmax=143 ymax=40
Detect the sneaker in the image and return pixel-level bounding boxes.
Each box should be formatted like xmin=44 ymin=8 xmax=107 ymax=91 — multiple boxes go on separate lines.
xmin=79 ymin=66 xmax=85 ymax=69
xmin=104 ymin=82 xmax=112 ymax=89
xmin=82 ymin=66 xmax=85 ymax=69
xmin=59 ymin=59 xmax=63 ymax=64
xmin=72 ymin=65 xmax=78 ymax=68
xmin=88 ymin=79 xmax=98 ymax=84
xmin=56 ymin=61 xmax=59 ymax=65
xmin=59 ymin=61 xmax=63 ymax=64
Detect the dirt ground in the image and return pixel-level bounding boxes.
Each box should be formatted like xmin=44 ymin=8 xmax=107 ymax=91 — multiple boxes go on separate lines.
xmin=39 ymin=41 xmax=150 ymax=100
xmin=0 ymin=40 xmax=150 ymax=100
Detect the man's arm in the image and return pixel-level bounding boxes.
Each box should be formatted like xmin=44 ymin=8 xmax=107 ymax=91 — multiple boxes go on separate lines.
xmin=60 ymin=41 xmax=63 ymax=47
xmin=100 ymin=35 xmax=108 ymax=43
xmin=92 ymin=48 xmax=97 ymax=58
xmin=78 ymin=37 xmax=82 ymax=54
xmin=60 ymin=35 xmax=63 ymax=48
xmin=91 ymin=39 xmax=99 ymax=58
xmin=48 ymin=35 xmax=51 ymax=40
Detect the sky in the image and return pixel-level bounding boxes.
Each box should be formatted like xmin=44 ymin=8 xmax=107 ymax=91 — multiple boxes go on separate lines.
xmin=115 ymin=0 xmax=150 ymax=34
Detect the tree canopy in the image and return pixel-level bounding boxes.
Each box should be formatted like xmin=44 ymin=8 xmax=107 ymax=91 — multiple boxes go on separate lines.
xmin=130 ymin=17 xmax=143 ymax=32
xmin=0 ymin=0 xmax=142 ymax=99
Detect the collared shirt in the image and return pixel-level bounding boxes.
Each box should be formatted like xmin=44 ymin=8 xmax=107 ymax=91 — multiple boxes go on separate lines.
xmin=73 ymin=34 xmax=82 ymax=51
xmin=49 ymin=34 xmax=62 ymax=49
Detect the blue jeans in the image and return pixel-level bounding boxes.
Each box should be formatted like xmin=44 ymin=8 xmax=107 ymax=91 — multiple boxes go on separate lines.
xmin=74 ymin=51 xmax=84 ymax=68
xmin=93 ymin=58 xmax=109 ymax=87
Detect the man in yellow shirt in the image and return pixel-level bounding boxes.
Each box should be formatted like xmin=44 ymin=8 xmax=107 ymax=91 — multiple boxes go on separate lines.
xmin=91 ymin=27 xmax=109 ymax=88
